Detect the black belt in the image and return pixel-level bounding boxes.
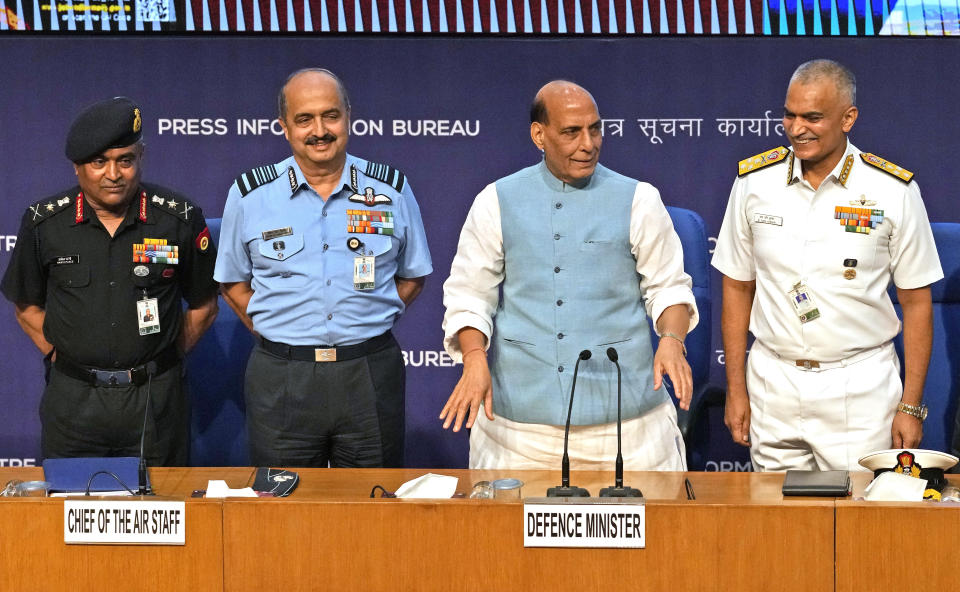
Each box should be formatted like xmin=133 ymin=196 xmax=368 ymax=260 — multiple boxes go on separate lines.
xmin=54 ymin=346 xmax=181 ymax=387
xmin=260 ymin=332 xmax=394 ymax=363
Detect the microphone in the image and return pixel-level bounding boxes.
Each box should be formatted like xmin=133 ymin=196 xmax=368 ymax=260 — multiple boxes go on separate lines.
xmin=137 ymin=367 xmax=157 ymax=496
xmin=599 ymin=347 xmax=642 ymax=498
xmin=547 ymin=349 xmax=592 ymax=498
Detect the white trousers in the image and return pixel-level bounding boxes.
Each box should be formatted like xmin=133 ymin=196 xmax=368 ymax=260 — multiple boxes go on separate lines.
xmin=747 ymin=341 xmax=901 ymax=472
xmin=469 ymin=400 xmax=687 ymax=471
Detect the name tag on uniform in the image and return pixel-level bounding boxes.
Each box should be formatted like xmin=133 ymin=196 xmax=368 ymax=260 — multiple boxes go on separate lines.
xmin=55 ymin=255 xmax=80 ymax=265
xmin=262 ymin=227 xmax=293 ymax=241
xmin=354 ymin=256 xmax=375 ymax=290
xmin=137 ymin=297 xmax=161 ymax=335
xmin=787 ymin=282 xmax=820 ymax=324
xmin=754 ymin=213 xmax=782 ymax=226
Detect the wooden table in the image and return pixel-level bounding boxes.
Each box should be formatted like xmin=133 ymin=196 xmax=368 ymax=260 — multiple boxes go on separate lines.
xmin=162 ymin=468 xmax=835 ymax=592
xmin=4 ymin=467 xmax=946 ymax=592
xmin=0 ymin=467 xmax=223 ymax=592
xmin=834 ymin=472 xmax=960 ymax=592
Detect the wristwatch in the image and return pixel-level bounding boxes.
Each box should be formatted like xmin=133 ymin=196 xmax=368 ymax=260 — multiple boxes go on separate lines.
xmin=897 ymin=401 xmax=928 ymax=422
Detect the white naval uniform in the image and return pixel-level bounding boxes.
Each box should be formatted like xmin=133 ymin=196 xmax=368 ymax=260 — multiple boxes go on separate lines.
xmin=712 ymin=141 xmax=943 ymax=471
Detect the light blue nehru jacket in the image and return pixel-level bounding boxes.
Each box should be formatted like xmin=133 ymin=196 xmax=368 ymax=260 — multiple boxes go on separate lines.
xmin=490 ymin=162 xmax=666 ymax=426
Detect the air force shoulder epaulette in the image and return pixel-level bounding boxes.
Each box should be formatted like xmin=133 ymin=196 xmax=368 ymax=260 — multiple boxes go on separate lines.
xmin=236 ymin=164 xmax=280 ymax=196
xmin=363 ymin=161 xmax=406 ymax=192
xmin=860 ymin=153 xmax=914 ymax=183
xmin=738 ymin=146 xmax=790 ymax=177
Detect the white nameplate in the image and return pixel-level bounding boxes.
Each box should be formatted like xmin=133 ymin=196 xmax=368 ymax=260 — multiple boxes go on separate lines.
xmin=523 ymin=498 xmax=645 ymax=548
xmin=753 ymin=213 xmax=783 ymax=226
xmin=64 ymin=500 xmax=186 ymax=545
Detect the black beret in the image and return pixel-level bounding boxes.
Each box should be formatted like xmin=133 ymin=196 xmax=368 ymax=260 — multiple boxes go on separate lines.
xmin=65 ymin=97 xmax=143 ymax=163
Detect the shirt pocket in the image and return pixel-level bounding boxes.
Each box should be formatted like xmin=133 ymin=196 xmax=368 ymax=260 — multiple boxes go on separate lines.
xmin=130 ymin=262 xmax=176 ymax=289
xmin=49 ymin=263 xmax=90 ymax=289
xmin=751 ymin=223 xmax=794 ymax=280
xmin=822 ymin=231 xmax=878 ymax=290
xmin=579 ymin=237 xmax=622 ymax=252
xmin=258 ymin=233 xmax=305 ymax=261
xmin=252 ymin=233 xmax=308 ymax=287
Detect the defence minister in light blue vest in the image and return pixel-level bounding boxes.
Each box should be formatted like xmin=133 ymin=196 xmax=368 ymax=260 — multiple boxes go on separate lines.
xmin=440 ymin=81 xmax=699 ymax=470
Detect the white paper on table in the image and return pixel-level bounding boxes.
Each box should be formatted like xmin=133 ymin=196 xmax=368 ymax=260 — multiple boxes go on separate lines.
xmin=394 ymin=473 xmax=458 ymax=499
xmin=863 ymin=471 xmax=927 ymax=502
xmin=205 ymin=479 xmax=258 ymax=498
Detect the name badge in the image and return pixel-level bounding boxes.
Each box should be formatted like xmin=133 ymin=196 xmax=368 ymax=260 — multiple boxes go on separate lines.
xmin=354 ymin=256 xmax=375 ymax=290
xmin=137 ymin=297 xmax=160 ymax=335
xmin=753 ymin=213 xmax=782 ymax=226
xmin=787 ymin=282 xmax=820 ymax=324
xmin=262 ymin=227 xmax=293 ymax=241
xmin=55 ymin=255 xmax=80 ymax=265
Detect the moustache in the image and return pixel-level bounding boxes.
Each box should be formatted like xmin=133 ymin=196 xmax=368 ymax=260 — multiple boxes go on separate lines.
xmin=305 ymin=134 xmax=337 ymax=145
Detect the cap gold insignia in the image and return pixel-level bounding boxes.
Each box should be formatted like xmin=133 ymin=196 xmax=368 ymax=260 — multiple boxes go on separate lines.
xmin=843 ymin=269 xmax=856 ymax=280
xmin=133 ymin=108 xmax=142 ymax=133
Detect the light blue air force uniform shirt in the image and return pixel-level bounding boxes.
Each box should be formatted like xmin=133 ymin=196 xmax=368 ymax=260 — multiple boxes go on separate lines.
xmin=214 ymin=154 xmax=432 ymax=346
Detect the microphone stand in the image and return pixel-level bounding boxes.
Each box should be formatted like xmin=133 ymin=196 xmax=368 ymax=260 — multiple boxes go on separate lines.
xmin=547 ymin=350 xmax=592 ymax=497
xmin=599 ymin=347 xmax=642 ymax=498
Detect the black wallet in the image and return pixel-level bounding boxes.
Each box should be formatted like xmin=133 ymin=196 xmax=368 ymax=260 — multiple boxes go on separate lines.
xmin=781 ymin=470 xmax=851 ymax=496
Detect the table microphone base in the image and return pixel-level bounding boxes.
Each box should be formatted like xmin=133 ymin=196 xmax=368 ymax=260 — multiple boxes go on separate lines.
xmin=599 ymin=485 xmax=642 ymax=498
xmin=546 ymin=486 xmax=592 ymax=497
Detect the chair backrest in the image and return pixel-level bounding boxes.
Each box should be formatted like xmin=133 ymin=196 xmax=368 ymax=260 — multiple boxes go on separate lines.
xmin=890 ymin=222 xmax=960 ymax=454
xmin=186 ymin=217 xmax=252 ymax=466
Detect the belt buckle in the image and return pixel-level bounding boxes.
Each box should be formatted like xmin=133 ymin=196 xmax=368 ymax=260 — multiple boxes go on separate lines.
xmin=315 ymin=348 xmax=337 ymax=362
xmin=94 ymin=369 xmax=132 ymax=385
xmin=796 ymin=360 xmax=820 ymax=370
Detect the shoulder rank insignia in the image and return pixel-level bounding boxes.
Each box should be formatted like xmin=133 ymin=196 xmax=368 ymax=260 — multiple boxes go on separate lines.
xmin=236 ymin=164 xmax=280 ymax=196
xmin=860 ymin=153 xmax=914 ymax=183
xmin=362 ymin=160 xmax=406 ymax=192
xmin=738 ymin=146 xmax=790 ymax=177
xmin=28 ymin=194 xmax=74 ymax=225
xmin=149 ymin=191 xmax=195 ymax=222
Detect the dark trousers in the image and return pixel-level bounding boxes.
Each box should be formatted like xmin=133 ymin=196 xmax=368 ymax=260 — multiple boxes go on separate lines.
xmin=40 ymin=363 xmax=190 ymax=466
xmin=244 ymin=339 xmax=405 ymax=468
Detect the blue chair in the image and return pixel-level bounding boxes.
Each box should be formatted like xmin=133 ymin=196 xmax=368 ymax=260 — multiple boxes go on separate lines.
xmin=890 ymin=223 xmax=960 ymax=454
xmin=186 ymin=217 xmax=252 ymax=466
xmin=659 ymin=207 xmax=724 ymax=468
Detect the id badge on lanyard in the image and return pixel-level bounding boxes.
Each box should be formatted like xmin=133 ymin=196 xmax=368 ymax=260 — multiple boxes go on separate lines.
xmin=787 ymin=281 xmax=820 ymax=324
xmin=347 ymin=236 xmax=375 ymax=291
xmin=137 ymin=290 xmax=160 ymax=335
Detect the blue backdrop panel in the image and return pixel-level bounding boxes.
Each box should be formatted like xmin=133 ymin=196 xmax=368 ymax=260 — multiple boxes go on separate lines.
xmin=0 ymin=37 xmax=957 ymax=468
